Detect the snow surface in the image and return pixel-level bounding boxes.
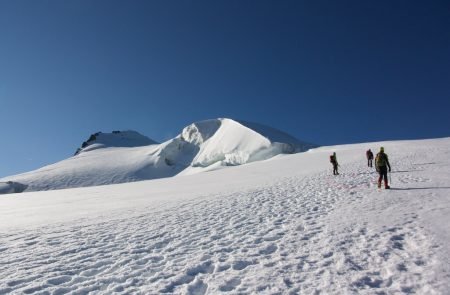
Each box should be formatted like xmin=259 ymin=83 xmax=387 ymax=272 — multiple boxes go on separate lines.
xmin=1 ymin=137 xmax=450 ymax=294
xmin=0 ymin=118 xmax=314 ymax=192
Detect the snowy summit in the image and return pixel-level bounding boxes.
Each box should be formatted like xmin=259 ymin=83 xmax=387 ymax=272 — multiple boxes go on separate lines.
xmin=0 ymin=118 xmax=313 ymax=193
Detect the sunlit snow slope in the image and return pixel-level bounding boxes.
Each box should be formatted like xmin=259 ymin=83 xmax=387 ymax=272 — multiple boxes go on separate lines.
xmin=0 ymin=118 xmax=313 ymax=192
xmin=0 ymin=137 xmax=449 ymax=294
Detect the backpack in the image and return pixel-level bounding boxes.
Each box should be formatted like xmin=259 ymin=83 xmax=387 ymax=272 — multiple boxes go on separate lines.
xmin=376 ymin=153 xmax=387 ymax=167
xmin=330 ymin=155 xmax=335 ymax=163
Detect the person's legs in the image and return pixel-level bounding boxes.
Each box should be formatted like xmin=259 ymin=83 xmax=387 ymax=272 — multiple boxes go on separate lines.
xmin=378 ymin=167 xmax=389 ymax=188
xmin=378 ymin=166 xmax=387 ymax=188
xmin=383 ymin=170 xmax=389 ymax=188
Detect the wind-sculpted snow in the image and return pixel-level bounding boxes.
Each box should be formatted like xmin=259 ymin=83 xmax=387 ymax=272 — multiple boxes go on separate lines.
xmin=237 ymin=119 xmax=313 ymax=152
xmin=1 ymin=138 xmax=449 ymax=293
xmin=181 ymin=119 xmax=221 ymax=145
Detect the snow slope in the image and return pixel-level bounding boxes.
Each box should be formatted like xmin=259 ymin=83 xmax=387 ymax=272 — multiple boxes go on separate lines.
xmin=0 ymin=118 xmax=313 ymax=192
xmin=0 ymin=137 xmax=449 ymax=294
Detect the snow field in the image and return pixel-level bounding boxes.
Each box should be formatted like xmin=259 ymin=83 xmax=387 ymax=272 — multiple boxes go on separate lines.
xmin=0 ymin=138 xmax=449 ymax=294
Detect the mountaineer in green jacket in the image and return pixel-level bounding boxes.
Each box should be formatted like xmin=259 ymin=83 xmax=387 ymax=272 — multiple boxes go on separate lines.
xmin=375 ymin=147 xmax=391 ymax=189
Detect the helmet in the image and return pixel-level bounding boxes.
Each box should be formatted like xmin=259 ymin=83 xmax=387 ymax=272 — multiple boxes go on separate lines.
xmin=380 ymin=147 xmax=384 ymax=152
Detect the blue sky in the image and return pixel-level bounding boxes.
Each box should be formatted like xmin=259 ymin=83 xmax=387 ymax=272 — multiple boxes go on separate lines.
xmin=1 ymin=0 xmax=449 ymax=178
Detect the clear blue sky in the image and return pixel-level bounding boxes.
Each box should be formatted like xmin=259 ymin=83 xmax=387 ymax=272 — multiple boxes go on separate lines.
xmin=1 ymin=0 xmax=449 ymax=178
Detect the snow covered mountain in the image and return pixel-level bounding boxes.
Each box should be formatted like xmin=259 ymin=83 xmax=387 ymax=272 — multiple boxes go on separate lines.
xmin=0 ymin=118 xmax=314 ymax=193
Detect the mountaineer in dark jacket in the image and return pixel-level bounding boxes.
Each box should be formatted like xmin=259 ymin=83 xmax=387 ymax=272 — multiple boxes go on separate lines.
xmin=366 ymin=149 xmax=374 ymax=167
xmin=375 ymin=147 xmax=391 ymax=189
xmin=330 ymin=152 xmax=339 ymax=175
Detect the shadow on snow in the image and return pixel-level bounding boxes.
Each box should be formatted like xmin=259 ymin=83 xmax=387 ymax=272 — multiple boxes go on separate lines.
xmin=390 ymin=187 xmax=450 ymax=191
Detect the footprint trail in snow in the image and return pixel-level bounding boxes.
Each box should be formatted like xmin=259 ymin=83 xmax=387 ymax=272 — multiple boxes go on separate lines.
xmin=1 ymin=142 xmax=449 ymax=294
